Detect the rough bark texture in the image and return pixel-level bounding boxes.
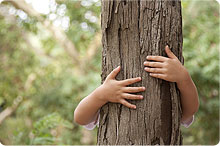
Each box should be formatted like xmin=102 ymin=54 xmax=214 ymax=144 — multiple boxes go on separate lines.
xmin=98 ymin=0 xmax=183 ymax=145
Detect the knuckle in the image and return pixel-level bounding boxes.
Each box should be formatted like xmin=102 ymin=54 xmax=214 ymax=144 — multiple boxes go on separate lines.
xmin=152 ymin=62 xmax=156 ymax=67
xmin=130 ymin=95 xmax=134 ymax=99
xmin=125 ymin=102 xmax=130 ymax=107
xmin=151 ymin=73 xmax=155 ymax=76
xmin=131 ymin=87 xmax=135 ymax=92
xmin=136 ymin=95 xmax=141 ymax=99
xmin=119 ymin=89 xmax=124 ymax=95
xmin=124 ymin=94 xmax=129 ymax=99
xmin=125 ymin=87 xmax=130 ymax=92
xmin=115 ymin=98 xmax=120 ymax=102
xmin=128 ymin=80 xmax=133 ymax=84
xmin=164 ymin=62 xmax=169 ymax=67
xmin=120 ymin=100 xmax=125 ymax=105
xmin=131 ymin=87 xmax=136 ymax=91
xmin=167 ymin=58 xmax=171 ymax=63
xmin=123 ymin=80 xmax=129 ymax=85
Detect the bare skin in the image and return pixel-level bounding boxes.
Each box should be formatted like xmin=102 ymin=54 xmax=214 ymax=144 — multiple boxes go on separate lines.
xmin=74 ymin=45 xmax=199 ymax=125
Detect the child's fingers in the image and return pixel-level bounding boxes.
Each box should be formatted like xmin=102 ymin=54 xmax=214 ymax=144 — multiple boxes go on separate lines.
xmin=165 ymin=45 xmax=178 ymax=60
xmin=146 ymin=56 xmax=168 ymax=62
xmin=123 ymin=87 xmax=146 ymax=93
xmin=144 ymin=67 xmax=165 ymax=74
xmin=120 ymin=99 xmax=136 ymax=109
xmin=119 ymin=77 xmax=141 ymax=86
xmin=106 ymin=66 xmax=120 ymax=80
xmin=122 ymin=93 xmax=143 ymax=100
xmin=149 ymin=73 xmax=167 ymax=80
xmin=144 ymin=61 xmax=164 ymax=68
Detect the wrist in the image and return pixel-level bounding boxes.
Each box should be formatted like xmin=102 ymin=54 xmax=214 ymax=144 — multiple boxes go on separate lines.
xmin=176 ymin=68 xmax=191 ymax=89
xmin=93 ymin=85 xmax=108 ymax=105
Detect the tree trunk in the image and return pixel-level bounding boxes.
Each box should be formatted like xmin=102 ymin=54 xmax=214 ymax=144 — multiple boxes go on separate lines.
xmin=98 ymin=0 xmax=183 ymax=145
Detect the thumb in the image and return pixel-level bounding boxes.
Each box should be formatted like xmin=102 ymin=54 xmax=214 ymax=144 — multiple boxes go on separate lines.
xmin=106 ymin=66 xmax=120 ymax=80
xmin=165 ymin=45 xmax=178 ymax=59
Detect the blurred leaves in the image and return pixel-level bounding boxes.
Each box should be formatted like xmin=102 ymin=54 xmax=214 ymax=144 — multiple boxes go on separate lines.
xmin=31 ymin=112 xmax=73 ymax=145
xmin=32 ymin=113 xmax=73 ymax=135
xmin=181 ymin=0 xmax=219 ymax=145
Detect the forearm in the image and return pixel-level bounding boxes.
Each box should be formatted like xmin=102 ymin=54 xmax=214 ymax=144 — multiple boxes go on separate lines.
xmin=177 ymin=70 xmax=199 ymax=122
xmin=74 ymin=85 xmax=107 ymax=125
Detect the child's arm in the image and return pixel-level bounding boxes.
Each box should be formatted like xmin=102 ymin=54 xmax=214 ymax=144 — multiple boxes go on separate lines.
xmin=144 ymin=45 xmax=199 ymax=123
xmin=74 ymin=66 xmax=146 ymax=125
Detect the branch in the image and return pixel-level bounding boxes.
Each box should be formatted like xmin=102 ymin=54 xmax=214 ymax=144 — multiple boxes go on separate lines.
xmin=80 ymin=31 xmax=102 ymax=72
xmin=0 ymin=74 xmax=36 ymax=125
xmin=0 ymin=5 xmax=55 ymax=61
xmin=22 ymin=32 xmax=55 ymax=60
xmin=85 ymin=31 xmax=102 ymax=61
xmin=5 ymin=0 xmax=80 ymax=65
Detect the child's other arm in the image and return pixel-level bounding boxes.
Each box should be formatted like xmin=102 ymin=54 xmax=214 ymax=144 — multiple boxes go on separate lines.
xmin=74 ymin=66 xmax=146 ymax=125
xmin=176 ymin=72 xmax=199 ymax=122
xmin=144 ymin=45 xmax=199 ymax=123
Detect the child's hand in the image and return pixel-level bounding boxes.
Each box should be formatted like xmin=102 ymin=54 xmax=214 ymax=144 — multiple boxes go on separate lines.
xmin=99 ymin=66 xmax=145 ymax=109
xmin=144 ymin=45 xmax=188 ymax=83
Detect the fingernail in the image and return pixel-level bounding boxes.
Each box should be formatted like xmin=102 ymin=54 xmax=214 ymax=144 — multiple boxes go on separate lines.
xmin=142 ymin=87 xmax=145 ymax=90
xmin=133 ymin=106 xmax=136 ymax=109
xmin=138 ymin=77 xmax=141 ymax=80
xmin=140 ymin=95 xmax=143 ymax=99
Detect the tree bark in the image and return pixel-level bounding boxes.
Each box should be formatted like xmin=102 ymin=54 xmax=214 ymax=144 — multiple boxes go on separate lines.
xmin=98 ymin=0 xmax=184 ymax=145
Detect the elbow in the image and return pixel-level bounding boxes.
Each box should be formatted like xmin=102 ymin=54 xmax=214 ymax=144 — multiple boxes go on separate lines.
xmin=190 ymin=102 xmax=199 ymax=116
xmin=182 ymin=103 xmax=199 ymax=120
xmin=73 ymin=109 xmax=87 ymax=125
xmin=181 ymin=96 xmax=200 ymax=122
xmin=194 ymin=95 xmax=200 ymax=114
xmin=189 ymin=95 xmax=200 ymax=115
xmin=73 ymin=109 xmax=82 ymax=125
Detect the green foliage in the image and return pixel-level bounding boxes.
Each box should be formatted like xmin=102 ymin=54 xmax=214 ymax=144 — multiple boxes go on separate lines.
xmin=32 ymin=113 xmax=73 ymax=135
xmin=181 ymin=0 xmax=219 ymax=145
xmin=0 ymin=0 xmax=100 ymax=145
xmin=31 ymin=113 xmax=73 ymax=145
